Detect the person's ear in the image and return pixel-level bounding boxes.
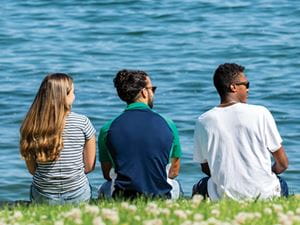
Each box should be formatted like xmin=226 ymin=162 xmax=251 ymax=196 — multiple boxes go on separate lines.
xmin=229 ymin=84 xmax=237 ymax=93
xmin=140 ymin=88 xmax=147 ymax=98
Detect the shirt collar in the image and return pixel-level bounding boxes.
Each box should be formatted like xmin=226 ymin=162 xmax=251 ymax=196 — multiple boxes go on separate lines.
xmin=125 ymin=102 xmax=150 ymax=111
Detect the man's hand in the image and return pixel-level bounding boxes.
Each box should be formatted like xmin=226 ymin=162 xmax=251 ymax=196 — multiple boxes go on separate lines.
xmin=201 ymin=162 xmax=211 ymax=177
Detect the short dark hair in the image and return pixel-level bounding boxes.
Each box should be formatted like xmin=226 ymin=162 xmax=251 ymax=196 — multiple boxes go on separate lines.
xmin=213 ymin=63 xmax=245 ymax=98
xmin=113 ymin=69 xmax=149 ymax=104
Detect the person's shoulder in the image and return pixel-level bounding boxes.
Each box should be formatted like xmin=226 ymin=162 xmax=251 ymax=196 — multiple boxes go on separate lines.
xmin=241 ymin=103 xmax=270 ymax=114
xmin=158 ymin=113 xmax=174 ymax=124
xmin=101 ymin=119 xmax=113 ymax=128
xmin=68 ymin=111 xmax=89 ymax=121
xmin=237 ymin=104 xmax=275 ymax=121
xmin=65 ymin=112 xmax=94 ymax=131
xmin=197 ymin=107 xmax=217 ymax=122
xmin=100 ymin=115 xmax=121 ymax=132
xmin=151 ymin=111 xmax=179 ymax=132
xmin=150 ymin=109 xmax=176 ymax=125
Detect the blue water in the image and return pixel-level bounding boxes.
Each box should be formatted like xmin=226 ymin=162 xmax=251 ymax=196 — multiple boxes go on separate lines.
xmin=0 ymin=0 xmax=299 ymax=201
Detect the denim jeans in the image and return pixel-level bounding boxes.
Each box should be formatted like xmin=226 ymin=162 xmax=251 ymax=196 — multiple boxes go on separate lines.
xmin=192 ymin=176 xmax=209 ymax=198
xmin=98 ymin=180 xmax=113 ymax=198
xmin=277 ymin=175 xmax=289 ymax=197
xmin=192 ymin=176 xmax=289 ymax=198
xmin=30 ymin=182 xmax=91 ymax=205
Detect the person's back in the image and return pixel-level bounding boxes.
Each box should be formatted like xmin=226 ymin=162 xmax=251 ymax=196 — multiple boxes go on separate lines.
xmin=99 ymin=70 xmax=182 ymax=199
xmin=107 ymin=104 xmax=174 ymax=197
xmin=196 ymin=103 xmax=281 ymax=199
xmin=193 ymin=63 xmax=288 ymax=201
xmin=34 ymin=112 xmax=95 ymax=195
xmin=20 ymin=73 xmax=96 ymax=204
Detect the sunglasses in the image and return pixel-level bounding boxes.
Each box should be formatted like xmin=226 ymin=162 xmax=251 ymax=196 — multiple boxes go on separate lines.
xmin=145 ymin=86 xmax=157 ymax=93
xmin=235 ymin=81 xmax=250 ymax=89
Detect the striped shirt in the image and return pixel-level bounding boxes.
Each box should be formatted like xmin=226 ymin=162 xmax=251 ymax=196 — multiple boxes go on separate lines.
xmin=33 ymin=112 xmax=96 ymax=194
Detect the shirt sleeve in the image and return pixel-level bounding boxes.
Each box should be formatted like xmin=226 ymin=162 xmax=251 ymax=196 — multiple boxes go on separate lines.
xmin=98 ymin=122 xmax=114 ymax=164
xmin=163 ymin=116 xmax=182 ymax=158
xmin=263 ymin=107 xmax=282 ymax=152
xmin=193 ymin=119 xmax=208 ymax=163
xmin=170 ymin=122 xmax=182 ymax=158
xmin=83 ymin=116 xmax=96 ymax=140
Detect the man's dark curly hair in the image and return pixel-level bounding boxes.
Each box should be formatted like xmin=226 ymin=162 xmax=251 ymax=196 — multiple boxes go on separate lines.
xmin=213 ymin=63 xmax=245 ymax=98
xmin=113 ymin=69 xmax=149 ymax=104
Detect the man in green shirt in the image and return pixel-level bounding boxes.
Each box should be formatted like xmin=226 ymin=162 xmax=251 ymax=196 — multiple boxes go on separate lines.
xmin=98 ymin=69 xmax=182 ymax=199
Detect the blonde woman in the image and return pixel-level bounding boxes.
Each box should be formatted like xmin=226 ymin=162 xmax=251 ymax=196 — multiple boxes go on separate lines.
xmin=20 ymin=73 xmax=96 ymax=204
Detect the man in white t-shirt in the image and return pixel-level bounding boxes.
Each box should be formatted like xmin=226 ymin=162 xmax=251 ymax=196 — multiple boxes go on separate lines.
xmin=193 ymin=63 xmax=289 ymax=201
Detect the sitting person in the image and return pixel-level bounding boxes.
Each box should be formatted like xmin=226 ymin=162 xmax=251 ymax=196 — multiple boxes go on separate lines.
xmin=98 ymin=69 xmax=182 ymax=199
xmin=20 ymin=73 xmax=96 ymax=204
xmin=193 ymin=63 xmax=289 ymax=200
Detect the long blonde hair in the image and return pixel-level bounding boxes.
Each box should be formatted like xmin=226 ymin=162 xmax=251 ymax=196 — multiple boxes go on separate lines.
xmin=20 ymin=73 xmax=73 ymax=162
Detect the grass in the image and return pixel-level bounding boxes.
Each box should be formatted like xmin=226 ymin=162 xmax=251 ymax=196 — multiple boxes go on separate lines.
xmin=1 ymin=195 xmax=300 ymax=225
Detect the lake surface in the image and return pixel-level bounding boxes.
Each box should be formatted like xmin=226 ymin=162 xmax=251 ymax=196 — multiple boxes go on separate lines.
xmin=0 ymin=0 xmax=299 ymax=201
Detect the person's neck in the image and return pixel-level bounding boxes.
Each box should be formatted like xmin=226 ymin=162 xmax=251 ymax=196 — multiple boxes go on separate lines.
xmin=135 ymin=98 xmax=148 ymax=104
xmin=219 ymin=97 xmax=240 ymax=107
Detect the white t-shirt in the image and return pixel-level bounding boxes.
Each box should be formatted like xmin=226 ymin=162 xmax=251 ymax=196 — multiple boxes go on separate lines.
xmin=193 ymin=103 xmax=282 ymax=201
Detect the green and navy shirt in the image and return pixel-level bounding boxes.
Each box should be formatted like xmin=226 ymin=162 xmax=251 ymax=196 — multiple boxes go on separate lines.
xmin=99 ymin=102 xmax=182 ymax=197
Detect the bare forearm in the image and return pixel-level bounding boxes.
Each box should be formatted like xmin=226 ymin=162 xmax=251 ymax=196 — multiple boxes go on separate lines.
xmin=272 ymin=162 xmax=287 ymax=174
xmin=271 ymin=146 xmax=288 ymax=174
xmin=83 ymin=136 xmax=96 ymax=174
xmin=168 ymin=158 xmax=180 ymax=179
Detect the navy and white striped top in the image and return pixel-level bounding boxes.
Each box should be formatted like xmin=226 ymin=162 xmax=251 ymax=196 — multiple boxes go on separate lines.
xmin=33 ymin=112 xmax=96 ymax=194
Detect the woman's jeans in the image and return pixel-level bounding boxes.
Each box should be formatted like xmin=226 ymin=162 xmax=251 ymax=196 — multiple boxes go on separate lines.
xmin=30 ymin=182 xmax=91 ymax=204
